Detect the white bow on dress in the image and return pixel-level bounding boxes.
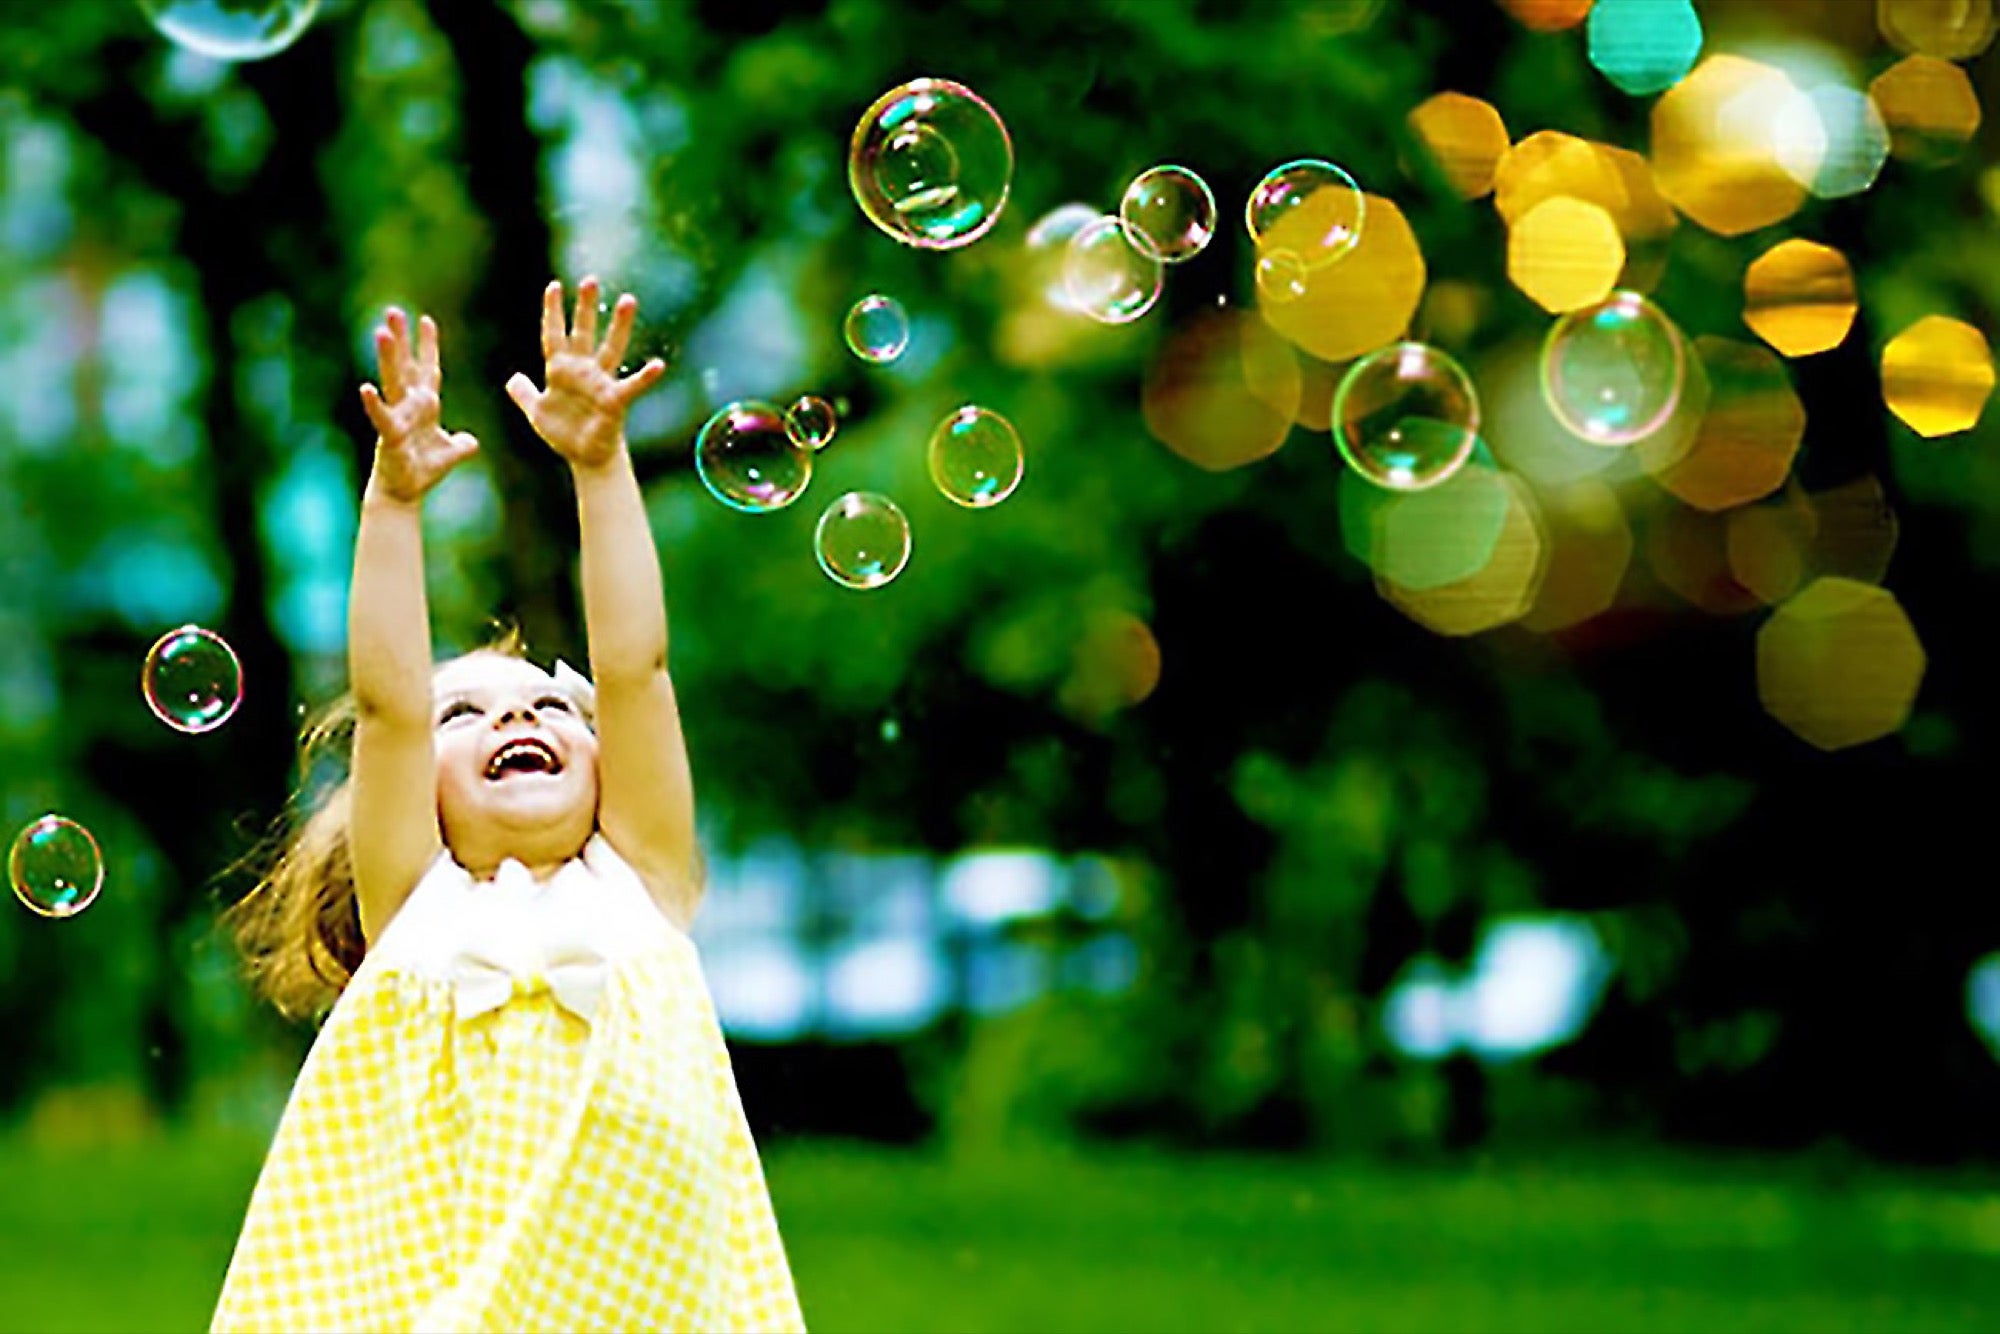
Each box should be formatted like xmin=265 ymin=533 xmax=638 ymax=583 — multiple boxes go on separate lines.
xmin=447 ymin=859 xmax=610 ymax=1024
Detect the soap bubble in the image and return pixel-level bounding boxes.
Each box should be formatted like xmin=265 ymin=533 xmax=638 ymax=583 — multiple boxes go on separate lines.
xmin=138 ymin=0 xmax=317 ymax=61
xmin=695 ymin=401 xmax=813 ymax=512
xmin=142 ymin=625 xmax=243 ymax=734
xmin=1246 ymin=159 xmax=1366 ymax=267
xmin=845 ymin=295 xmax=911 ymax=364
xmin=1255 ymin=249 xmax=1310 ymax=305
xmin=9 ymin=815 xmax=104 ymax=919
xmin=1541 ymin=290 xmax=1687 ymax=445
xmin=816 ymin=492 xmax=912 ymax=589
xmin=785 ymin=395 xmax=839 ymax=450
xmin=928 ymin=406 xmax=1025 ymax=508
xmin=1026 ymin=203 xmax=1103 ymax=312
xmin=1063 ymin=215 xmax=1164 ymax=325
xmin=1120 ymin=165 xmax=1218 ymax=263
xmin=1332 ymin=341 xmax=1482 ymax=491
xmin=849 ymin=78 xmax=1013 ymax=250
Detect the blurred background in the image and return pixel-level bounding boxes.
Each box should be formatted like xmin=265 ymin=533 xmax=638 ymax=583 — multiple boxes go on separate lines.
xmin=4 ymin=0 xmax=2000 ymax=1330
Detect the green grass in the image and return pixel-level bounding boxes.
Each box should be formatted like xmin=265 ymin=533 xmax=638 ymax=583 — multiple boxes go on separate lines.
xmin=2 ymin=1131 xmax=1996 ymax=1333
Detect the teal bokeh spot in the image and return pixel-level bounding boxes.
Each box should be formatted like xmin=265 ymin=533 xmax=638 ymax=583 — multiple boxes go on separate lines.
xmin=1587 ymin=0 xmax=1703 ymax=98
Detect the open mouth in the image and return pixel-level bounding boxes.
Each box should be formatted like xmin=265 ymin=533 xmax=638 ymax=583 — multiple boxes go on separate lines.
xmin=484 ymin=738 xmax=563 ymax=781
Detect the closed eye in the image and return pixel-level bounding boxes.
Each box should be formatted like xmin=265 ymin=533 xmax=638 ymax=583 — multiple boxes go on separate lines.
xmin=536 ymin=695 xmax=573 ymax=714
xmin=438 ymin=700 xmax=479 ymax=725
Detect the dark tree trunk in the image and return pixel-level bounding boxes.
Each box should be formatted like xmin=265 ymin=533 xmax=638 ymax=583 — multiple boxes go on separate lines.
xmin=425 ymin=0 xmax=577 ymax=660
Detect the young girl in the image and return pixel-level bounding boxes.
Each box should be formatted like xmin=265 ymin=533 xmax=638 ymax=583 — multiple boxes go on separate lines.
xmin=211 ymin=281 xmax=805 ymax=1333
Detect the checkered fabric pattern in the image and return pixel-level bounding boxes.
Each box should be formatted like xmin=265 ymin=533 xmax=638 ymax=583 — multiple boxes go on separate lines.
xmin=211 ymin=896 xmax=804 ymax=1332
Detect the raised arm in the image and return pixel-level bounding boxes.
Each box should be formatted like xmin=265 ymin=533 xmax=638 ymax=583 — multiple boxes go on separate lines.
xmin=505 ymin=278 xmax=698 ymax=926
xmin=349 ymin=309 xmax=479 ymax=945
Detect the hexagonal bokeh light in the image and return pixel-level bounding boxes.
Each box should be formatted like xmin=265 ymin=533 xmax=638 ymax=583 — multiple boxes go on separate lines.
xmin=1743 ymin=240 xmax=1858 ymax=358
xmin=1142 ymin=308 xmax=1301 ymax=471
xmin=1652 ymin=337 xmax=1804 ymax=513
xmin=1651 ymin=55 xmax=1808 ymax=236
xmin=1881 ymin=315 xmax=1995 ymax=437
xmin=1258 ymin=194 xmax=1427 ymax=363
xmin=1378 ymin=472 xmax=1550 ymax=636
xmin=1408 ymin=92 xmax=1511 ymax=200
xmin=1500 ymin=0 xmax=1594 ymax=31
xmin=1876 ymin=0 xmax=1996 ymax=60
xmin=1757 ymin=576 xmax=1926 ymax=751
xmin=1870 ymin=55 xmax=1982 ymax=164
xmin=1508 ymin=197 xmax=1625 ymax=313
xmin=1587 ymin=0 xmax=1703 ymax=97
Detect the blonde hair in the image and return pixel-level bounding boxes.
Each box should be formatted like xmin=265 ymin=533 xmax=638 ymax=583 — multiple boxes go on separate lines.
xmin=221 ymin=627 xmax=541 ymax=1024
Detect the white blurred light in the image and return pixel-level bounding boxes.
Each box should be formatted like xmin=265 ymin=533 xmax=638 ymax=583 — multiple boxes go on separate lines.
xmin=1968 ymin=952 xmax=2000 ymax=1062
xmin=1382 ymin=915 xmax=1613 ymax=1063
xmin=703 ymin=941 xmax=813 ymax=1041
xmin=941 ymin=850 xmax=1063 ymax=926
xmin=824 ymin=936 xmax=950 ymax=1037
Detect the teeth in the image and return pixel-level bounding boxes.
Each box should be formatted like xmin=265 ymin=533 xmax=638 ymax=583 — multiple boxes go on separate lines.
xmin=486 ymin=740 xmax=557 ymax=778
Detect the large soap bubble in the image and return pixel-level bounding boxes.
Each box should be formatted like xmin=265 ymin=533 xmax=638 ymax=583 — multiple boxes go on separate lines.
xmin=138 ymin=0 xmax=318 ymax=62
xmin=849 ymin=78 xmax=1013 ymax=250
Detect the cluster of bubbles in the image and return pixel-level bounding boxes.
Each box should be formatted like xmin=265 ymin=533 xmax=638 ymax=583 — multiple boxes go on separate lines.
xmin=690 ymin=78 xmax=1048 ymax=590
xmin=11 ymin=625 xmax=242 ymax=918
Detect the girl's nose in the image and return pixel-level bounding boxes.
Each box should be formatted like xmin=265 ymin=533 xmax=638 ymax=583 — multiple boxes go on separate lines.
xmin=497 ymin=702 xmax=535 ymax=725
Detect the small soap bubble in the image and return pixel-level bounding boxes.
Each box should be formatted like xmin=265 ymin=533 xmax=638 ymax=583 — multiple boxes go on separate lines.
xmin=1246 ymin=159 xmax=1365 ymax=267
xmin=695 ymin=401 xmax=813 ymax=513
xmin=816 ymin=492 xmax=912 ymax=590
xmin=9 ymin=815 xmax=104 ymax=919
xmin=1120 ymin=165 xmax=1218 ymax=263
xmin=1063 ymin=216 xmax=1165 ymax=325
xmin=1332 ymin=341 xmax=1482 ymax=491
xmin=1255 ymin=249 xmax=1310 ymax=305
xmin=845 ymin=295 xmax=911 ymax=364
xmin=928 ymin=406 xmax=1025 ymax=508
xmin=1541 ymin=290 xmax=1687 ymax=445
xmin=785 ymin=395 xmax=839 ymax=450
xmin=849 ymin=78 xmax=1014 ymax=250
xmin=142 ymin=625 xmax=243 ymax=734
xmin=138 ymin=0 xmax=317 ymax=61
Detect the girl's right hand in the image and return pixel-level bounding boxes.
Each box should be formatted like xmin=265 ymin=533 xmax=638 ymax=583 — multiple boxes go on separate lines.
xmin=358 ymin=307 xmax=479 ymax=504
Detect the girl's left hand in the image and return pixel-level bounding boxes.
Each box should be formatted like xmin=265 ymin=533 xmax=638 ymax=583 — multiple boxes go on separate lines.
xmin=506 ymin=277 xmax=666 ymax=469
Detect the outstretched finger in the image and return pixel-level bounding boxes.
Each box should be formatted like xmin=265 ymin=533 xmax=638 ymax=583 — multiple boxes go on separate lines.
xmin=614 ymin=357 xmax=668 ymax=405
xmin=572 ymin=276 xmax=601 ymax=352
xmin=359 ymin=383 xmax=394 ymax=437
xmin=374 ymin=326 xmax=406 ymax=403
xmin=505 ymin=371 xmax=543 ymax=420
xmin=541 ymin=281 xmax=564 ymax=361
xmin=598 ymin=294 xmax=638 ymax=371
xmin=417 ymin=315 xmax=440 ymax=386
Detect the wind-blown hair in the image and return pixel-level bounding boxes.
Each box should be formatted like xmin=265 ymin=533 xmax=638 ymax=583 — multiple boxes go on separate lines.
xmin=220 ymin=627 xmax=536 ymax=1024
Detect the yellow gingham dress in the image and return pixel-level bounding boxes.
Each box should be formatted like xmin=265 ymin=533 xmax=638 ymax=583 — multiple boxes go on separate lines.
xmin=211 ymin=836 xmax=805 ymax=1333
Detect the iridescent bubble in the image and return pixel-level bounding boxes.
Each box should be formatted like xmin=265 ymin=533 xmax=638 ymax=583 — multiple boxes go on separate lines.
xmin=138 ymin=0 xmax=317 ymax=61
xmin=1332 ymin=342 xmax=1482 ymax=491
xmin=9 ymin=815 xmax=104 ymax=919
xmin=695 ymin=401 xmax=813 ymax=513
xmin=1063 ymin=215 xmax=1164 ymax=325
xmin=1255 ymin=249 xmax=1310 ymax=305
xmin=1542 ymin=290 xmax=1687 ymax=445
xmin=928 ymin=406 xmax=1025 ymax=508
xmin=1119 ymin=165 xmax=1218 ymax=263
xmin=142 ymin=625 xmax=243 ymax=734
xmin=785 ymin=395 xmax=839 ymax=450
xmin=849 ymin=78 xmax=1013 ymax=250
xmin=815 ymin=492 xmax=912 ymax=590
xmin=1245 ymin=159 xmax=1366 ymax=267
xmin=845 ymin=295 xmax=911 ymax=364
xmin=1027 ymin=203 xmax=1103 ymax=312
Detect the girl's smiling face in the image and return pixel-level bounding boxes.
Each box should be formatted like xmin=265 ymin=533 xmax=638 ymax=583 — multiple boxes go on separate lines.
xmin=431 ymin=653 xmax=598 ymax=871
